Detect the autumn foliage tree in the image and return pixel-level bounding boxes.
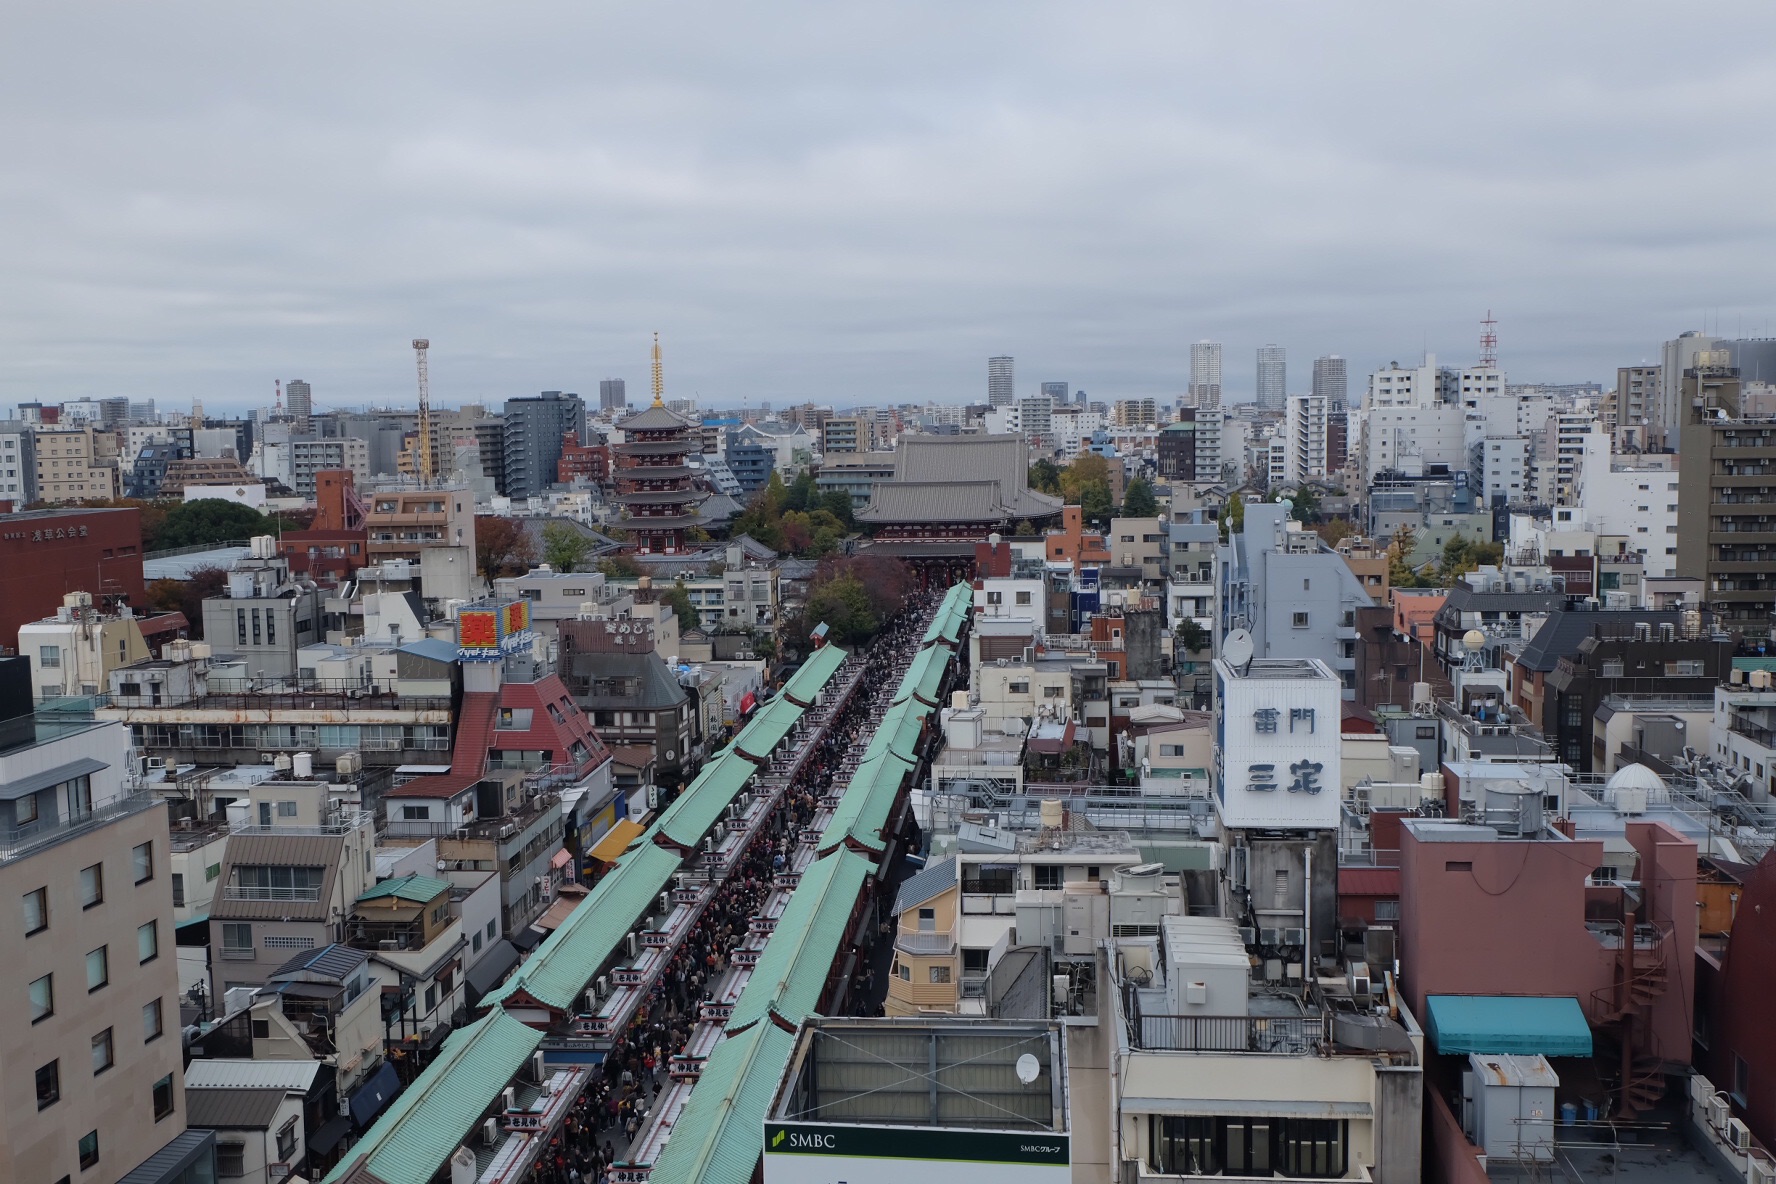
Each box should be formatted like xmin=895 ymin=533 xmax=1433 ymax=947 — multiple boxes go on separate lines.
xmin=475 ymin=516 xmax=536 ymax=580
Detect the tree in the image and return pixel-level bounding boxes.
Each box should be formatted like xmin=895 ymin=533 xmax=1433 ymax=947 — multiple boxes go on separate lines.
xmin=596 ymin=553 xmax=643 ymax=578
xmin=1013 ymin=519 xmax=1037 ymax=537
xmin=541 ymin=522 xmax=593 ymax=572
xmin=786 ymin=470 xmax=818 ymax=513
xmin=1436 ymin=533 xmax=1504 ymax=584
xmin=818 ymin=489 xmax=856 ymax=530
xmin=1121 ymin=477 xmax=1159 ymax=518
xmin=802 ymin=572 xmax=877 ymax=643
xmin=147 ymin=565 xmax=228 ymax=638
xmin=1060 ymin=453 xmax=1110 ymax=503
xmin=151 ymin=499 xmax=276 ymax=551
xmin=1029 ymin=458 xmax=1062 ymax=497
xmin=1175 ymin=617 xmax=1211 ymax=656
xmin=661 ymin=580 xmax=701 ymax=630
xmin=1219 ymin=494 xmax=1245 ymax=542
xmin=1387 ymin=526 xmax=1435 ymax=589
xmin=475 ymin=516 xmax=536 ymax=580
xmin=1312 ymin=518 xmax=1355 ymax=547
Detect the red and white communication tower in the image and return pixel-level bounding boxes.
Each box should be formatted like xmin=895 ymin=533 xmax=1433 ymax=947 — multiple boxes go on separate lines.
xmin=1479 ymin=310 xmax=1499 ymax=369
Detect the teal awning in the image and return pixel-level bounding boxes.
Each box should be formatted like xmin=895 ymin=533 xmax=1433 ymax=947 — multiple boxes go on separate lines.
xmin=1424 ymin=995 xmax=1593 ymax=1057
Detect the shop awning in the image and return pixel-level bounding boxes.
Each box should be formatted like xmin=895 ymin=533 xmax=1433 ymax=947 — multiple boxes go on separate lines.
xmin=1424 ymin=995 xmax=1593 ymax=1058
xmin=467 ymin=939 xmax=521 ymax=1000
xmin=309 ymin=1114 xmax=352 ymax=1156
xmin=587 ymin=818 xmax=645 ymax=864
xmin=348 ymin=1059 xmax=404 ymax=1127
xmin=550 ymin=849 xmax=573 ymax=870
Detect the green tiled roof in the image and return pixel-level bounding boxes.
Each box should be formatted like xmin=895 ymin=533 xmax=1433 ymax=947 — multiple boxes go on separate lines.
xmin=324 ymin=1010 xmax=542 ymax=1184
xmin=726 ymin=849 xmax=870 ymax=1034
xmin=816 ymin=748 xmax=914 ymax=855
xmin=356 ymin=874 xmax=452 ymax=905
xmin=733 ymin=697 xmax=804 ymax=761
xmin=647 ymin=1023 xmax=797 ymax=1184
xmin=781 ymin=642 xmax=847 ymax=705
xmin=893 ymin=645 xmax=950 ymax=706
xmin=870 ymin=699 xmax=928 ymax=762
xmin=656 ymin=752 xmax=756 ymax=850
xmin=482 ymin=839 xmax=682 ymax=1012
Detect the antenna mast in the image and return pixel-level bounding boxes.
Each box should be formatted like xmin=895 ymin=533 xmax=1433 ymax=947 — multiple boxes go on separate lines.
xmin=274 ymin=379 xmax=283 ymax=419
xmin=651 ymin=331 xmax=665 ymax=406
xmin=1479 ymin=310 xmax=1498 ymax=369
xmin=412 ymin=338 xmax=433 ymax=484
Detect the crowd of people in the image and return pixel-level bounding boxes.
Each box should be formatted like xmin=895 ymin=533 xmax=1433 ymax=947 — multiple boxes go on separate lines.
xmin=516 ymin=588 xmax=947 ymax=1184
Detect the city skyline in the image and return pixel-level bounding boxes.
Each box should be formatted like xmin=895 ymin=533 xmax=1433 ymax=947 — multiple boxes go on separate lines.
xmin=3 ymin=5 xmax=1774 ymax=413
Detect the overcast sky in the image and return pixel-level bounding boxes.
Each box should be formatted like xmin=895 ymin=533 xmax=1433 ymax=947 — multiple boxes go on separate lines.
xmin=4 ymin=3 xmax=1775 ymax=416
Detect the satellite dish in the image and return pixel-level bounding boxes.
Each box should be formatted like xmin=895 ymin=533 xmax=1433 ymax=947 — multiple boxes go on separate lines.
xmin=1015 ymin=1053 xmax=1041 ymax=1084
xmin=1462 ymin=629 xmax=1486 ymax=651
xmin=1222 ymin=629 xmax=1254 ymax=669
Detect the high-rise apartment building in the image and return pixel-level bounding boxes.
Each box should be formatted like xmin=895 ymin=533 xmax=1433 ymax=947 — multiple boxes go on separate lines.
xmin=988 ymin=356 xmax=1015 ymax=407
xmin=285 ymin=379 xmax=312 ymax=432
xmin=1255 ymin=344 xmax=1286 ymax=412
xmin=1284 ymin=393 xmax=1328 ymax=481
xmin=1040 ymin=381 xmax=1068 ymax=404
xmin=0 ymin=654 xmax=207 ymax=1184
xmin=502 ymin=391 xmax=585 ymax=500
xmin=1677 ymin=358 xmax=1773 ymax=636
xmin=599 ymin=379 xmax=627 ymax=412
xmin=1312 ymin=355 xmax=1348 ymax=409
xmin=1613 ymin=365 xmax=1661 ymax=451
xmin=1659 ymin=332 xmax=1723 ymax=450
xmin=1189 ymin=340 xmax=1222 ymax=409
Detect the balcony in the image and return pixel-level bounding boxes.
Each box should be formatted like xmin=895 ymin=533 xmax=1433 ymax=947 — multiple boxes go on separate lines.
xmin=230 ymin=809 xmax=374 ymax=837
xmin=224 ymin=885 xmax=323 ymax=902
xmin=896 ymin=930 xmax=957 ymax=955
xmin=1132 ymin=1013 xmax=1330 ymax=1054
xmin=0 ymin=792 xmax=161 ymax=866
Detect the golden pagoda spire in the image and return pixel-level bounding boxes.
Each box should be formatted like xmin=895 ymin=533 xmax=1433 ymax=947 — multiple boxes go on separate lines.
xmin=651 ymin=331 xmax=665 ymax=407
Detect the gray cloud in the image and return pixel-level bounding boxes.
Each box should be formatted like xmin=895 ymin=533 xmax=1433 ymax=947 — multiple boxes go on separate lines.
xmin=2 ymin=3 xmax=1775 ymax=414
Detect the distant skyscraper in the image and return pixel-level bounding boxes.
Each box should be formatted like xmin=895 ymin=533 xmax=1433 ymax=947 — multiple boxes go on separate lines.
xmin=988 ymin=356 xmax=1015 ymax=406
xmin=600 ymin=379 xmax=627 ymax=412
xmin=1074 ymin=389 xmax=1087 ymax=406
xmin=1041 ymin=381 xmax=1068 ymax=404
xmin=285 ymin=379 xmax=312 ymax=431
xmin=1189 ymin=341 xmax=1222 ymax=409
xmin=502 ymin=390 xmax=585 ymax=500
xmin=1312 ymin=355 xmax=1348 ymax=410
xmin=1255 ymin=345 xmax=1286 ymax=412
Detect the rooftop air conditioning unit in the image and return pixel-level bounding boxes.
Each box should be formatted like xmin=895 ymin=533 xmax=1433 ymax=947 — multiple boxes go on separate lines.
xmin=1259 ymin=927 xmax=1283 ymax=947
xmin=1707 ymin=1094 xmax=1731 ymax=1133
xmin=624 ymin=933 xmax=637 ymax=959
xmin=595 ymin=975 xmax=609 ymax=999
xmin=1283 ymin=928 xmax=1306 ymax=947
xmin=483 ymin=1118 xmax=500 ymax=1146
xmin=1729 ymin=1119 xmax=1753 ymax=1154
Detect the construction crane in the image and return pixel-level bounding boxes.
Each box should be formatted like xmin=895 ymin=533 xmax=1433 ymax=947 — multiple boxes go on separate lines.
xmin=412 ymin=338 xmax=433 ymax=484
xmin=651 ymin=331 xmax=665 ymax=406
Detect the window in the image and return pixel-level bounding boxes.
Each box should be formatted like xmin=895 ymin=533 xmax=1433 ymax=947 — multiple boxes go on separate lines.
xmin=1375 ymin=900 xmax=1401 ymax=922
xmin=1008 ymin=681 xmax=1030 ymax=694
xmin=23 ymin=886 xmax=47 ymax=935
xmin=1735 ymin=1054 xmax=1751 ymax=1105
xmin=222 ymin=923 xmax=253 ymax=955
xmin=138 ymin=920 xmax=158 ymax=963
xmin=1034 ymin=865 xmax=1062 ymax=890
xmin=251 ymin=1019 xmax=270 ymax=1040
xmin=986 ymin=591 xmax=1002 ymax=605
xmin=1015 ymin=590 xmax=1032 ymax=605
xmin=929 ymin=965 xmax=952 ymax=984
xmin=79 ymin=1130 xmax=99 ymax=1171
xmin=37 ymin=1060 xmax=59 ymax=1109
xmin=402 ymin=805 xmax=428 ymax=820
xmin=40 ymin=644 xmax=61 ymax=668
xmin=1043 ymin=685 xmax=1065 ymax=698
xmin=143 ymin=997 xmax=163 ymax=1042
xmin=963 ymin=948 xmax=989 ymax=974
xmin=1446 ymin=861 xmax=1473 ymax=873
xmin=216 ymin=1141 xmax=245 ymax=1177
xmin=1151 ymin=1116 xmax=1219 ymax=1176
xmin=91 ymin=1029 xmax=113 ymax=1074
xmin=1292 ymin=611 xmax=1309 ymax=628
xmin=1278 ymin=1117 xmax=1348 ymax=1177
xmin=154 ymin=1074 xmax=176 ymax=1121
xmin=17 ymin=791 xmax=38 ymax=825
xmin=86 ymin=947 xmax=108 ymax=991
xmin=171 ymin=874 xmax=185 ymax=908
xmin=132 ymin=842 xmax=153 ymax=884
xmin=272 ymin=1117 xmax=299 ymax=1160
xmin=80 ymin=863 xmax=103 ymax=908
xmin=277 ymin=800 xmax=298 ymax=818
xmin=30 ymin=973 xmax=53 ymax=1021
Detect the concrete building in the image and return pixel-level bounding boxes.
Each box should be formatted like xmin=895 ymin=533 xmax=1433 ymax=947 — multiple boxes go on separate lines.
xmin=1659 ymin=331 xmax=1723 ymax=449
xmin=819 ymin=415 xmax=873 ymax=455
xmin=1612 ymin=364 xmax=1661 ymax=451
xmin=502 ymin=391 xmax=585 ymax=500
xmin=1189 ymin=340 xmax=1222 ymax=409
xmin=33 ymin=423 xmax=120 ymax=502
xmin=599 ymin=378 xmax=626 ymax=413
xmin=363 ymin=486 xmax=474 ymax=565
xmin=1312 ymin=354 xmax=1348 ymax=409
xmin=284 ymin=379 xmax=313 ymax=432
xmin=1677 ymin=360 xmax=1776 ymax=636
xmin=19 ymin=592 xmax=151 ymax=701
xmin=0 ymin=506 xmax=147 ymax=649
xmin=0 ymin=418 xmax=38 ymax=505
xmin=1219 ymin=504 xmax=1371 ymax=695
xmin=1255 ymin=343 xmax=1286 ymax=412
xmin=289 ymin=437 xmax=369 ymax=499
xmin=0 ymin=655 xmax=206 ymax=1184
xmin=199 ymin=544 xmax=326 ymax=680
xmin=1284 ymin=393 xmax=1328 ymax=481
xmin=988 ymin=355 xmax=1015 ymax=407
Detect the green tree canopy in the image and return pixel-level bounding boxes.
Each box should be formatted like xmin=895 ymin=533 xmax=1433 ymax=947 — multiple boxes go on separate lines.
xmin=1029 ymin=458 xmax=1062 ymax=497
xmin=661 ymin=580 xmax=700 ymax=630
xmin=540 ymin=521 xmax=593 ymax=572
xmin=1121 ymin=477 xmax=1159 ymax=518
xmin=151 ymin=499 xmax=278 ymax=551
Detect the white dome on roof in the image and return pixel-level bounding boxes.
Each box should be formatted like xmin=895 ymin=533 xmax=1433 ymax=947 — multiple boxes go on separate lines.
xmin=1605 ymin=763 xmax=1665 ymax=793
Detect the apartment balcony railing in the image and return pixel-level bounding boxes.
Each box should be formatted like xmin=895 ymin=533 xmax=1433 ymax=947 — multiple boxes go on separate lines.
xmin=223 ymin=885 xmax=323 ymax=902
xmin=1131 ymin=1013 xmax=1329 ymax=1055
xmin=0 ymin=793 xmax=161 ymax=865
xmin=895 ymin=931 xmax=957 ymax=955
